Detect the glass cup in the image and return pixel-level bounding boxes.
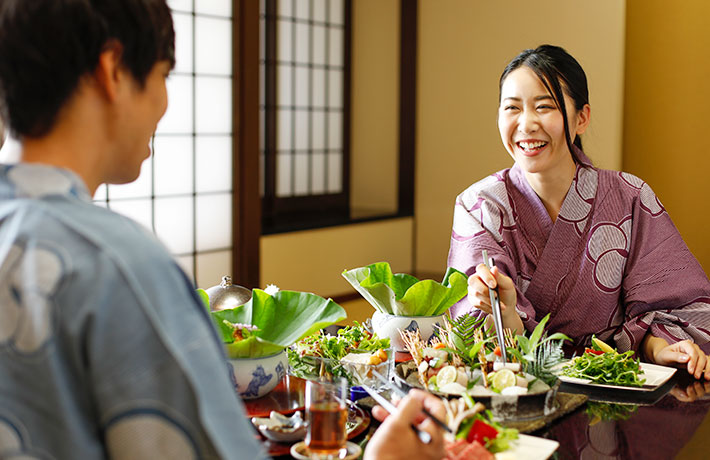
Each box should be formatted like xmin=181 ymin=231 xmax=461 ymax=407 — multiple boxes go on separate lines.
xmin=305 ymin=378 xmax=348 ymax=456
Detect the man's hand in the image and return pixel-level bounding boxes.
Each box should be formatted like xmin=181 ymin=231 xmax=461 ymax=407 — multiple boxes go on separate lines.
xmin=364 ymin=390 xmax=446 ymax=460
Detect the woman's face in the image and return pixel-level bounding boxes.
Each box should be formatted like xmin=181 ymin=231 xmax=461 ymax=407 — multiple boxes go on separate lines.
xmin=497 ymin=66 xmax=588 ymax=177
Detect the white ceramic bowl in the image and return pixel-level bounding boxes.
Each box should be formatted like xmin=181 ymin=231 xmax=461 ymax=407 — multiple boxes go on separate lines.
xmin=371 ymin=312 xmax=445 ymax=352
xmin=229 ymin=349 xmax=287 ymax=400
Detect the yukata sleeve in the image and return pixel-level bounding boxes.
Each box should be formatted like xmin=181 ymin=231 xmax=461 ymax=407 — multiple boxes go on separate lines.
xmin=78 ymin=256 xmax=268 ymax=460
xmin=446 ymin=189 xmax=540 ymax=332
xmin=618 ymin=182 xmax=710 ymax=354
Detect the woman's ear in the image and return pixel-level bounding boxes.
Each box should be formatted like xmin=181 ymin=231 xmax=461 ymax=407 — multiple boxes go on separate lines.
xmin=93 ymin=40 xmax=124 ymax=102
xmin=574 ymin=104 xmax=591 ymax=135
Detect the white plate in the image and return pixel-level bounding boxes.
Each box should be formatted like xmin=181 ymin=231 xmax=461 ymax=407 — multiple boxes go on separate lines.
xmin=556 ymin=361 xmax=676 ymax=391
xmin=495 ymin=434 xmax=559 ymax=460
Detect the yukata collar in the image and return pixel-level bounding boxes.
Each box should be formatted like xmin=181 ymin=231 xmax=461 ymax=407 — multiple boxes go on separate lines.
xmin=4 ymin=163 xmax=92 ymax=202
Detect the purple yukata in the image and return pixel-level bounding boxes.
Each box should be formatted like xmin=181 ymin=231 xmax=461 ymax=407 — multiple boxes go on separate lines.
xmin=448 ymin=148 xmax=710 ymax=354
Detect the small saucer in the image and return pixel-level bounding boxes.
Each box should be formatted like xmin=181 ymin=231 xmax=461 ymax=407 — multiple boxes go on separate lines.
xmin=290 ymin=441 xmax=362 ymax=460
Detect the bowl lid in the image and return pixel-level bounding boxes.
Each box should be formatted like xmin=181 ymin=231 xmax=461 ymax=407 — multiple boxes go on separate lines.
xmin=206 ymin=275 xmax=252 ymax=311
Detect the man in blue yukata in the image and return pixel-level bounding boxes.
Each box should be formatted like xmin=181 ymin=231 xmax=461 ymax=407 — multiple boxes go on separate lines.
xmin=0 ymin=1 xmax=445 ymax=459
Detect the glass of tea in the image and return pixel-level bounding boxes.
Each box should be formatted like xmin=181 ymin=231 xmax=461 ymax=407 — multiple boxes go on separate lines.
xmin=305 ymin=377 xmax=348 ymax=456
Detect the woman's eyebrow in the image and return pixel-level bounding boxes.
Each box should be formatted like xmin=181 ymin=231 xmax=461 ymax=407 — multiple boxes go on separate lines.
xmin=502 ymin=95 xmax=555 ymax=102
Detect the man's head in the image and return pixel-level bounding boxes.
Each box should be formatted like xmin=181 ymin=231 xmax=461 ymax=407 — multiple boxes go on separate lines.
xmin=0 ymin=0 xmax=175 ymax=140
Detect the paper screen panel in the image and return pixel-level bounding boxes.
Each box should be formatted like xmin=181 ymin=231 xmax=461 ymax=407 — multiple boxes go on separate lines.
xmin=196 ymin=193 xmax=232 ymax=251
xmin=153 ymin=136 xmax=193 ymax=196
xmin=172 ymin=12 xmax=193 ymax=73
xmin=154 ymin=196 xmax=194 ymax=255
xmin=196 ymin=136 xmax=232 ymax=193
xmin=195 ymin=16 xmax=232 ymax=76
xmin=157 ymin=75 xmax=194 ymax=134
xmin=195 ymin=76 xmax=232 ymax=134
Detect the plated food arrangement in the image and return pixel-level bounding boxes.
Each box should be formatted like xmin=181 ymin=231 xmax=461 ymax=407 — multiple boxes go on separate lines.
xmin=397 ymin=313 xmax=567 ymax=399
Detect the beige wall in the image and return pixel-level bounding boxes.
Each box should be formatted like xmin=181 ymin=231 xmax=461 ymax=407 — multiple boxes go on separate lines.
xmin=415 ymin=0 xmax=626 ymax=274
xmin=350 ymin=0 xmax=399 ymax=215
xmin=260 ymin=217 xmax=413 ymax=296
xmin=624 ymin=0 xmax=710 ymax=274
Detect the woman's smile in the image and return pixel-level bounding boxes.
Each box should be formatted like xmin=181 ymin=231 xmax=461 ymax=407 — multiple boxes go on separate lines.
xmin=516 ymin=139 xmax=549 ymax=156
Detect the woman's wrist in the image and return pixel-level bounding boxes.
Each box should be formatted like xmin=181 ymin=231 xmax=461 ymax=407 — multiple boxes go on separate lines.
xmin=642 ymin=335 xmax=668 ymax=363
xmin=502 ymin=306 xmax=523 ymax=334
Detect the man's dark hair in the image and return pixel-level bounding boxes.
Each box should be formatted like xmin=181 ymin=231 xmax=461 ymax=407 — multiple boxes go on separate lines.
xmin=0 ymin=0 xmax=175 ymax=139
xmin=499 ymin=45 xmax=589 ymax=157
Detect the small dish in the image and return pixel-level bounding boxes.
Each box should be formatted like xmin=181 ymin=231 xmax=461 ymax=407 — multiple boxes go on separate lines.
xmin=290 ymin=441 xmax=362 ymax=460
xmin=251 ymin=411 xmax=306 ymax=442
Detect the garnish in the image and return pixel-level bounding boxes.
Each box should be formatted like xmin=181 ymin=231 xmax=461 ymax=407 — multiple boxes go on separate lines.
xmin=210 ymin=288 xmax=346 ymax=358
xmin=342 ymin=262 xmax=468 ymax=316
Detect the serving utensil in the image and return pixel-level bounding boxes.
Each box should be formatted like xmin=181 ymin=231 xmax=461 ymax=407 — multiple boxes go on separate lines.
xmin=359 ymin=384 xmax=433 ymax=444
xmin=482 ymin=250 xmax=507 ymax=363
xmin=371 ymin=370 xmax=452 ymax=434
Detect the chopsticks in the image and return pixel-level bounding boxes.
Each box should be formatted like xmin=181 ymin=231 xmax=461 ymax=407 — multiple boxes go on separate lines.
xmin=359 ymin=384 xmax=433 ymax=444
xmin=371 ymin=370 xmax=452 ymax=434
xmin=482 ymin=249 xmax=507 ymax=363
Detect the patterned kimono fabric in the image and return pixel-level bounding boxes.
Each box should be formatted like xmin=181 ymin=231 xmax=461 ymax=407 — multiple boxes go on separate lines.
xmin=448 ymin=148 xmax=710 ymax=353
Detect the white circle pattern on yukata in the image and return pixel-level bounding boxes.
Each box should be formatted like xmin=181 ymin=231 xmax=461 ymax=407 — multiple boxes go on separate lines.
xmin=7 ymin=165 xmax=73 ymax=198
xmin=558 ymin=169 xmax=597 ymax=234
xmin=105 ymin=414 xmax=197 ymax=460
xmin=0 ymin=244 xmax=62 ymax=353
xmin=586 ymin=218 xmax=632 ymax=292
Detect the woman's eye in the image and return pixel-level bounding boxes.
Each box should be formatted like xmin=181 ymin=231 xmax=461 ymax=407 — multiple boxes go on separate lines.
xmin=536 ymin=105 xmax=554 ymax=111
xmin=504 ymin=105 xmax=519 ymax=111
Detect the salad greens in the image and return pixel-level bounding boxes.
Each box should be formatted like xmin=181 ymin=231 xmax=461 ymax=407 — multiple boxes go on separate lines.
xmin=561 ymin=337 xmax=646 ymax=387
xmin=342 ymin=262 xmax=468 ymax=316
xmin=288 ymin=322 xmax=390 ymax=385
xmin=211 ymin=288 xmax=346 ymax=359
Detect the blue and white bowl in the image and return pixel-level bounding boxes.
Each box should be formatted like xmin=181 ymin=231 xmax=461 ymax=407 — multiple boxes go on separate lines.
xmin=371 ymin=312 xmax=445 ymax=352
xmin=229 ymin=350 xmax=288 ymax=400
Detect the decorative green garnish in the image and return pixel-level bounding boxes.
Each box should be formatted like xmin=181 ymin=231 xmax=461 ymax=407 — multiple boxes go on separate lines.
xmin=341 ymin=262 xmax=468 ymax=316
xmin=211 ymin=288 xmax=346 ymax=358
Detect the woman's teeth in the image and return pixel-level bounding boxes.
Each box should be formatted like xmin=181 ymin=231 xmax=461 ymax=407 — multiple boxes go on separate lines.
xmin=518 ymin=141 xmax=547 ymax=152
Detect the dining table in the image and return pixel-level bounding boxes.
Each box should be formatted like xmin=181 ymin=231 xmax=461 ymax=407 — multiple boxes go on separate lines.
xmin=245 ymin=352 xmax=710 ymax=460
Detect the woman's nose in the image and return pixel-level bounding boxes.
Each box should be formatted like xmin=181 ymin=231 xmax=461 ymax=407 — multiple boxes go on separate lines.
xmin=518 ymin=109 xmax=539 ymax=134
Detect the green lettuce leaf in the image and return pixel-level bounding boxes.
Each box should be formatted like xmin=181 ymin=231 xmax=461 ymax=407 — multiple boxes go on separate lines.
xmin=211 ymin=289 xmax=346 ymax=358
xmin=341 ymin=262 xmax=468 ymax=316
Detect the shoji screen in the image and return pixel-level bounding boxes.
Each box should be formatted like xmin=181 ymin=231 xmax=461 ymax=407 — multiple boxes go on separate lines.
xmin=93 ymin=0 xmax=233 ymax=289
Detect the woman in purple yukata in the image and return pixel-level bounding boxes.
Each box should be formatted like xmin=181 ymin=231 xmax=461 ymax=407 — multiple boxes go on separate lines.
xmin=448 ymin=45 xmax=710 ymax=381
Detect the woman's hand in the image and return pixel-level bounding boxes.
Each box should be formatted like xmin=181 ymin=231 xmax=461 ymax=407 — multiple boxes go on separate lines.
xmin=644 ymin=336 xmax=710 ymax=380
xmin=467 ymin=264 xmax=523 ymax=333
xmin=364 ymin=389 xmax=446 ymax=460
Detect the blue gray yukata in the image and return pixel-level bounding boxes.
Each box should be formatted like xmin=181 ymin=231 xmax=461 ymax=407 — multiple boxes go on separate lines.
xmin=0 ymin=163 xmax=267 ymax=459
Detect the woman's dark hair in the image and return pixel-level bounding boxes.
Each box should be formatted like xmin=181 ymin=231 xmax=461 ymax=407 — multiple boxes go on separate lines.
xmin=499 ymin=45 xmax=589 ymax=157
xmin=0 ymin=0 xmax=175 ymax=139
